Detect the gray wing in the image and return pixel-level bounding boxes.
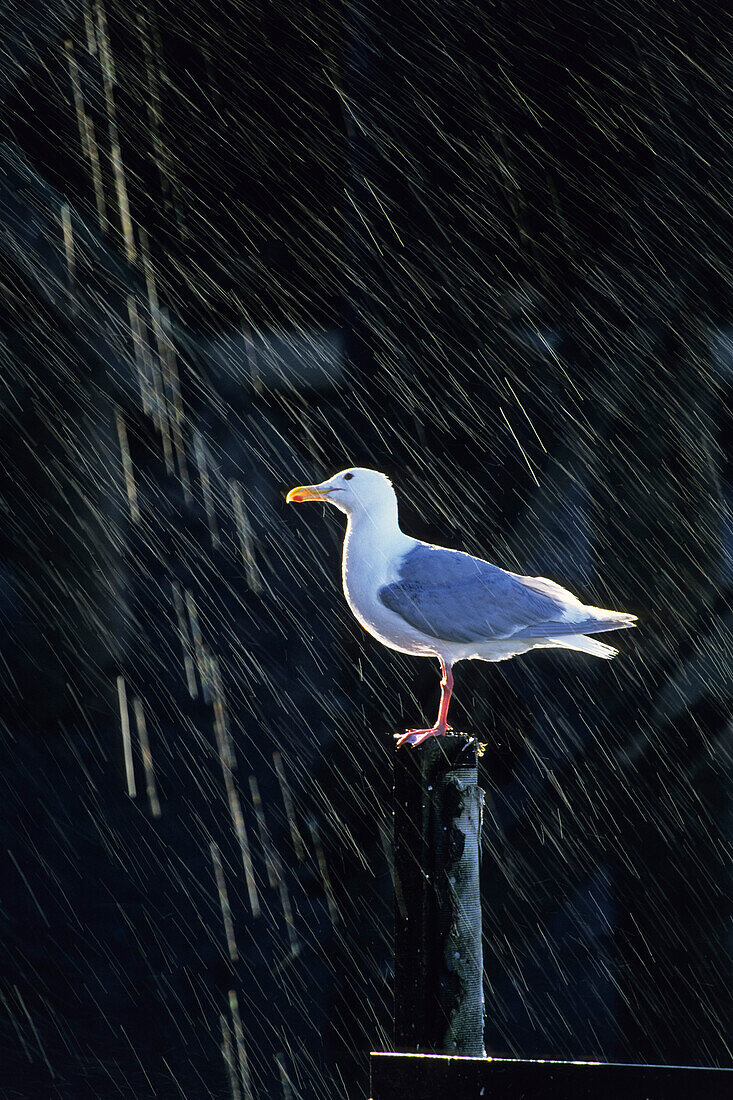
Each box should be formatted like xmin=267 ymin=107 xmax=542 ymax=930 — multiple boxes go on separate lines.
xmin=378 ymin=544 xmax=605 ymax=643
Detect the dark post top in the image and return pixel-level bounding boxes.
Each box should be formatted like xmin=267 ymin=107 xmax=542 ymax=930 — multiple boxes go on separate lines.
xmin=393 ymin=734 xmax=484 ymax=1056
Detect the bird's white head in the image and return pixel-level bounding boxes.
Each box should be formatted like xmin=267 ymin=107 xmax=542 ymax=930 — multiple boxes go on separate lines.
xmin=286 ymin=467 xmax=396 ymax=519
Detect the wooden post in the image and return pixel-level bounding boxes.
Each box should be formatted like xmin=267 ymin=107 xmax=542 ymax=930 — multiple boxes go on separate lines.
xmin=393 ymin=735 xmax=485 ymax=1056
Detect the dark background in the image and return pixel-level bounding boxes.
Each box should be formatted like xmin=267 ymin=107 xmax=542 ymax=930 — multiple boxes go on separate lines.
xmin=0 ymin=1 xmax=731 ymax=1097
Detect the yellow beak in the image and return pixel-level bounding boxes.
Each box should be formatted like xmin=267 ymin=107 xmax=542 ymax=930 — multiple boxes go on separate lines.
xmin=286 ymin=484 xmax=332 ymax=504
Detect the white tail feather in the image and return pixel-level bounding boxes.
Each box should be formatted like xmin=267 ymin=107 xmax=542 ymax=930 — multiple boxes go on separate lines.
xmin=582 ymin=607 xmax=637 ymax=626
xmin=550 ymin=633 xmax=618 ymax=659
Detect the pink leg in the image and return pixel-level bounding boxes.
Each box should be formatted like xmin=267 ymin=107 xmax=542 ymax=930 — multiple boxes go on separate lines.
xmin=395 ymin=660 xmax=455 ymax=748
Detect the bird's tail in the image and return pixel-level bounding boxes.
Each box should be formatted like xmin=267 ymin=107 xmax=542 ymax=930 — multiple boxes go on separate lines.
xmin=551 ymin=633 xmax=619 ymax=659
xmin=582 ymin=608 xmax=638 ymax=629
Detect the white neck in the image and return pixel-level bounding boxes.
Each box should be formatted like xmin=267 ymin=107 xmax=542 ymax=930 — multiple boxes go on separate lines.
xmin=346 ymin=491 xmax=400 ymax=536
xmin=341 ymin=495 xmax=412 ymax=594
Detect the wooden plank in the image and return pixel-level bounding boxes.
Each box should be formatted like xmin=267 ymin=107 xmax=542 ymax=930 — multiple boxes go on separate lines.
xmin=371 ymin=1052 xmax=733 ymax=1100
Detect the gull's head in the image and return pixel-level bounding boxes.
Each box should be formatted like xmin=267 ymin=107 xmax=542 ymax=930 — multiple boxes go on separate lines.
xmin=286 ymin=468 xmax=395 ymax=517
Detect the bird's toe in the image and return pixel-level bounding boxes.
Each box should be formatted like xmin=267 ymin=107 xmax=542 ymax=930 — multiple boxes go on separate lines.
xmin=395 ymin=727 xmax=446 ymax=748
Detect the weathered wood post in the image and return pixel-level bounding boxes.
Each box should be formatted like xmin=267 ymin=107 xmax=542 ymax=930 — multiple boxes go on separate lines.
xmin=393 ymin=735 xmax=485 ymax=1056
xmin=376 ymin=734 xmax=733 ymax=1099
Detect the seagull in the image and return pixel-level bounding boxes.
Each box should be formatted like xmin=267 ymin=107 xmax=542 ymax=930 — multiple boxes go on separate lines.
xmin=287 ymin=468 xmax=637 ymax=747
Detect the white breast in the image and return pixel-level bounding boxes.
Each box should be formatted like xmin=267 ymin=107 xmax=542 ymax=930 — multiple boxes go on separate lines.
xmin=341 ymin=520 xmax=437 ymax=657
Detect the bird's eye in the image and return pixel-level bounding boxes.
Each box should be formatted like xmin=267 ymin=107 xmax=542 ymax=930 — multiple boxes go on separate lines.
xmin=343 ymin=473 xmax=354 ymax=481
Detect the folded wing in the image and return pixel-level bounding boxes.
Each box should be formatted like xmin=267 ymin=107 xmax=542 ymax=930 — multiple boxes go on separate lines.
xmin=378 ymin=543 xmax=635 ymax=643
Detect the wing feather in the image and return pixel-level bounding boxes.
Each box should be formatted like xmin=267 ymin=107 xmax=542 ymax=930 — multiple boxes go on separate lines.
xmin=378 ymin=544 xmax=634 ymax=644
